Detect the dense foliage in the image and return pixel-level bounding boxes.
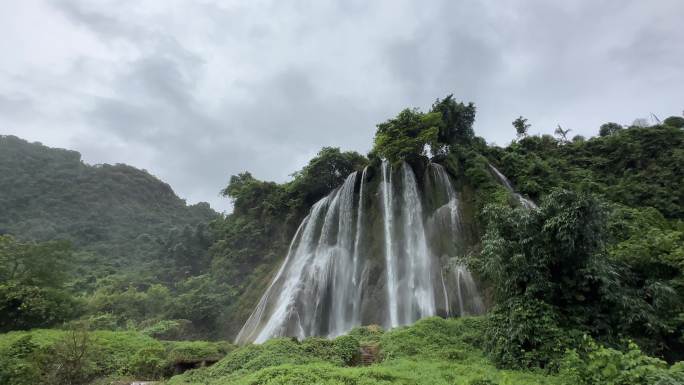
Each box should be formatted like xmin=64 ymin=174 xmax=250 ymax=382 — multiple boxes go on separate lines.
xmin=487 ymin=123 xmax=684 ymax=218
xmin=0 ymin=236 xmax=80 ymax=332
xmin=1 ymin=100 xmax=683 ymax=384
xmin=0 ymin=135 xmax=216 ymax=258
xmin=473 ymin=119 xmax=684 ymax=367
xmin=371 ymin=95 xmax=477 ymax=163
xmin=0 ymin=136 xmax=229 ymax=336
xmin=0 ymin=328 xmax=234 ymax=385
xmin=167 ymin=317 xmax=573 ymax=385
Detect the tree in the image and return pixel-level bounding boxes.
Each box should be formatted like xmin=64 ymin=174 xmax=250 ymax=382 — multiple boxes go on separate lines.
xmin=512 ymin=116 xmax=530 ymax=139
xmin=41 ymin=328 xmax=97 ymax=385
xmin=371 ymin=108 xmax=442 ymax=163
xmin=664 ymin=116 xmax=684 ymax=128
xmin=0 ymin=282 xmax=79 ymax=331
xmin=430 ymin=95 xmax=476 ymax=145
xmin=598 ymin=122 xmax=623 ymax=137
xmin=554 ymin=125 xmax=571 ymax=143
xmin=289 ymin=147 xmax=367 ymax=205
xmin=473 ymin=190 xmax=635 ymax=368
xmin=0 ymin=236 xmax=72 ymax=288
xmin=0 ymin=236 xmax=80 ymax=331
xmin=158 ymin=224 xmax=214 ymax=281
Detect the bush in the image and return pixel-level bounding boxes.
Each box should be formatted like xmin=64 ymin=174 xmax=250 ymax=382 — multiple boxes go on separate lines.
xmin=347 ymin=324 xmax=383 ymax=345
xmin=485 ymin=299 xmax=571 ymax=370
xmin=561 ymin=339 xmax=684 ymax=385
xmin=300 ymin=337 xmax=337 ymax=362
xmin=39 ymin=329 xmax=99 ymax=385
xmin=140 ymin=319 xmax=193 ymax=340
xmin=0 ymin=282 xmax=80 ymax=332
xmin=166 ymin=340 xmax=233 ymax=363
xmin=380 ymin=317 xmax=485 ymax=360
xmin=206 ymin=338 xmax=316 ymax=378
xmin=332 ymin=335 xmax=360 ymax=366
xmin=663 ymin=116 xmax=684 ymax=128
xmin=0 ymin=335 xmax=42 ymax=385
xmin=129 ymin=345 xmax=168 ymax=379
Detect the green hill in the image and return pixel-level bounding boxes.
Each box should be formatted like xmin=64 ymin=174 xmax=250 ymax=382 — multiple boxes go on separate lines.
xmin=0 ymin=135 xmax=217 ymax=263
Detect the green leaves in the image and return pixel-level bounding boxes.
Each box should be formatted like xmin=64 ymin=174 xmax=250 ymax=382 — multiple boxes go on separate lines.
xmin=475 ymin=190 xmax=636 ymax=369
xmin=372 ymin=108 xmax=443 ymax=163
xmin=0 ymin=235 xmax=73 ymax=288
xmin=485 ymin=298 xmax=569 ymax=370
xmin=371 ymin=96 xmax=476 ymax=163
xmin=561 ymin=340 xmax=684 ymax=385
xmin=0 ymin=236 xmax=81 ymax=332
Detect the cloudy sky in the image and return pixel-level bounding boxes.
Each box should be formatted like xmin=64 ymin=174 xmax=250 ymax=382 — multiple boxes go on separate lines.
xmin=1 ymin=0 xmax=682 ymax=212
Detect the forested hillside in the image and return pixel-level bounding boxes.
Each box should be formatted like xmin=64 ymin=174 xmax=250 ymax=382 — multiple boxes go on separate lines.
xmin=0 ymin=135 xmax=222 ymax=338
xmin=0 ymin=135 xmax=216 ymax=260
xmin=1 ymin=101 xmax=684 ymax=385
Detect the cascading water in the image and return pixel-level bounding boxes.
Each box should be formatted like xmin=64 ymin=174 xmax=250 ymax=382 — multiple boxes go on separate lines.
xmin=349 ymin=166 xmax=368 ymax=328
xmin=398 ymin=162 xmax=435 ymax=323
xmin=381 ymin=161 xmax=399 ymax=328
xmin=488 ymin=164 xmax=538 ymax=209
xmin=428 ymin=163 xmax=484 ymax=317
xmin=235 ymin=161 xmax=486 ymax=344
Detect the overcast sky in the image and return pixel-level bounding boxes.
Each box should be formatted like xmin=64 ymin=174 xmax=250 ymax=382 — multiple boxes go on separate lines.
xmin=1 ymin=0 xmax=682 ymax=212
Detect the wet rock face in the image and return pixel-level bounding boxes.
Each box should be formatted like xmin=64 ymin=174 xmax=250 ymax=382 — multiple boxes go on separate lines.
xmin=235 ymin=160 xmax=486 ymax=344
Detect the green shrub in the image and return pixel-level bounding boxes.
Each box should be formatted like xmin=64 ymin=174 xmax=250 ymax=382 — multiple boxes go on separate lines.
xmin=206 ymin=338 xmax=316 ymax=378
xmin=39 ymin=329 xmax=99 ymax=385
xmin=0 ymin=282 xmax=81 ymax=332
xmin=129 ymin=345 xmax=168 ymax=379
xmin=381 ymin=317 xmax=485 ymax=360
xmin=166 ymin=340 xmax=233 ymax=363
xmin=485 ymin=299 xmax=570 ymax=370
xmin=0 ymin=329 xmax=170 ymax=383
xmin=332 ymin=335 xmax=360 ymax=366
xmin=300 ymin=337 xmax=337 ymax=362
xmin=0 ymin=335 xmax=42 ymax=385
xmin=79 ymin=313 xmax=120 ymax=331
xmin=561 ymin=340 xmax=684 ymax=385
xmin=347 ymin=324 xmax=384 ymax=345
xmin=140 ymin=319 xmax=193 ymax=340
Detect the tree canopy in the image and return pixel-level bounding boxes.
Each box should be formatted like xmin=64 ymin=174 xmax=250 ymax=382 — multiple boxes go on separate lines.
xmin=371 ymin=95 xmax=476 ymax=163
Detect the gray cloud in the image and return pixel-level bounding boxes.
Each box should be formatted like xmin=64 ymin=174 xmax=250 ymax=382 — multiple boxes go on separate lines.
xmin=1 ymin=0 xmax=683 ymax=212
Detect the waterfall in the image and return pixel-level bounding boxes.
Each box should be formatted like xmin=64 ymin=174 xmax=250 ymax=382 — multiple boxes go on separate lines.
xmin=430 ymin=163 xmax=460 ymax=232
xmin=452 ymin=263 xmax=485 ymax=316
xmin=398 ymin=162 xmax=435 ymax=323
xmin=235 ymin=196 xmax=332 ymax=344
xmin=327 ymin=171 xmax=358 ymax=337
xmin=235 ymin=161 xmax=486 ymax=344
xmin=381 ymin=160 xmax=399 ymax=328
xmin=488 ymin=164 xmax=538 ymax=209
xmin=350 ymin=167 xmax=368 ymax=327
xmin=428 ymin=163 xmax=484 ymax=317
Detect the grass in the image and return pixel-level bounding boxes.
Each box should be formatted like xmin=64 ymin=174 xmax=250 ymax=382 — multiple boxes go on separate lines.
xmin=165 ymin=317 xmax=571 ymax=385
